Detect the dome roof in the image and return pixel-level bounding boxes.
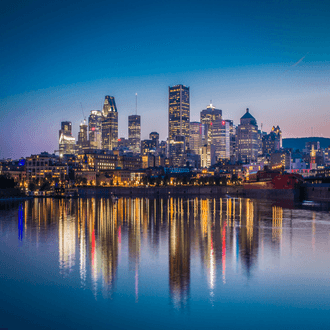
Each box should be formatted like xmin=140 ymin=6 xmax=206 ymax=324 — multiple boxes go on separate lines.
xmin=240 ymin=108 xmax=255 ymax=120
xmin=240 ymin=108 xmax=257 ymax=125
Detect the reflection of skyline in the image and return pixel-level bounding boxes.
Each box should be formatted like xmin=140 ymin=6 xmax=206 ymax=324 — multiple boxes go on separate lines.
xmin=11 ymin=196 xmax=325 ymax=303
xmin=169 ymin=198 xmax=190 ymax=309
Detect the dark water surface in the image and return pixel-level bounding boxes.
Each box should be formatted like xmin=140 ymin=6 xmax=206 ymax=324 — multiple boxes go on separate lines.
xmin=1 ymin=197 xmax=330 ymax=329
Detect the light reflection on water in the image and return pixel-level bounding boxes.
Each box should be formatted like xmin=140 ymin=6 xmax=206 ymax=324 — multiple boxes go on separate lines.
xmin=1 ymin=197 xmax=330 ymax=329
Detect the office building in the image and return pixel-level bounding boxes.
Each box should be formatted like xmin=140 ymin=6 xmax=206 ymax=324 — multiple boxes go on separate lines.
xmin=89 ymin=110 xmax=102 ymax=149
xmin=168 ymin=85 xmax=190 ymax=165
xmin=149 ymin=132 xmax=159 ymax=148
xmin=102 ymin=96 xmax=118 ymax=150
xmin=236 ymin=108 xmax=260 ymax=163
xmin=77 ymin=121 xmax=89 ymax=153
xmin=189 ymin=122 xmax=202 ymax=155
xmin=212 ymin=119 xmax=230 ymax=161
xmin=59 ymin=121 xmax=76 ymax=157
xmin=128 ymin=115 xmax=141 ymax=154
xmin=200 ymin=104 xmax=222 ymax=146
xmin=170 ymin=135 xmax=186 ymax=167
xmin=168 ymin=84 xmax=190 ymax=150
xmin=262 ymin=126 xmax=282 ymax=156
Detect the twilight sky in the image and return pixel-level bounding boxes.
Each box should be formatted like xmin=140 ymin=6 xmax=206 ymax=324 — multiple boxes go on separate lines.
xmin=1 ymin=0 xmax=329 ymax=159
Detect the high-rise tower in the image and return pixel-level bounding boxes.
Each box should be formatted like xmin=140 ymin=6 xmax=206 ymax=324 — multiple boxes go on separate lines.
xmin=102 ymin=96 xmax=118 ymax=150
xmin=128 ymin=115 xmax=141 ymax=154
xmin=168 ymin=85 xmax=190 ymax=166
xmin=168 ymin=85 xmax=190 ymax=149
xmin=58 ymin=121 xmax=76 ymax=157
xmin=77 ymin=120 xmax=89 ymax=152
xmin=200 ymin=104 xmax=222 ymax=146
xmin=88 ymin=110 xmax=102 ymax=149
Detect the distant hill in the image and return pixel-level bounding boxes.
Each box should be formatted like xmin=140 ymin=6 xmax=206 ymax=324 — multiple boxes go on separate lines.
xmin=283 ymin=137 xmax=330 ymax=151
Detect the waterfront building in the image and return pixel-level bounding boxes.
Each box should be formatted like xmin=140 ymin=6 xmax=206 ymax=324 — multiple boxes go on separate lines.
xmin=102 ymin=96 xmax=118 ymax=150
xmin=236 ymin=108 xmax=260 ymax=163
xmin=59 ymin=121 xmax=76 ymax=157
xmin=26 ymin=153 xmax=68 ymax=183
xmin=77 ymin=149 xmax=117 ymax=172
xmin=200 ymin=104 xmax=222 ymax=146
xmin=168 ymin=84 xmax=190 ymax=155
xmin=88 ymin=110 xmax=102 ymax=149
xmin=77 ymin=149 xmax=141 ymax=172
xmin=189 ymin=121 xmax=202 ymax=155
xmin=128 ymin=115 xmax=141 ymax=154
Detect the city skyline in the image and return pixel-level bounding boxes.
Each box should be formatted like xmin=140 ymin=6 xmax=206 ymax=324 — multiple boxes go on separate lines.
xmin=1 ymin=0 xmax=330 ymax=159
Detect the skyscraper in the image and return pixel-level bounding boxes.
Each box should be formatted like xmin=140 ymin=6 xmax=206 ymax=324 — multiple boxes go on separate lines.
xmin=236 ymin=108 xmax=260 ymax=163
xmin=189 ymin=121 xmax=202 ymax=155
xmin=200 ymin=104 xmax=222 ymax=146
xmin=168 ymin=85 xmax=190 ymax=165
xmin=77 ymin=120 xmax=89 ymax=153
xmin=149 ymin=132 xmax=159 ymax=148
xmin=89 ymin=110 xmax=102 ymax=149
xmin=128 ymin=115 xmax=141 ymax=154
xmin=168 ymin=85 xmax=190 ymax=148
xmin=59 ymin=121 xmax=76 ymax=157
xmin=212 ymin=119 xmax=230 ymax=161
xmin=102 ymin=96 xmax=118 ymax=150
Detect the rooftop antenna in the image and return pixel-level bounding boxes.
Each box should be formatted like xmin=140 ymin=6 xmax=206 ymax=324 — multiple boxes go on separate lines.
xmin=261 ymin=123 xmax=263 ymax=132
xmin=136 ymin=93 xmax=138 ymax=115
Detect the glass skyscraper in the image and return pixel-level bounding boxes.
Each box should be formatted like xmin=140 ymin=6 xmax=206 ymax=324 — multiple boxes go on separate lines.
xmin=200 ymin=104 xmax=222 ymax=146
xmin=88 ymin=110 xmax=102 ymax=149
xmin=58 ymin=121 xmax=76 ymax=157
xmin=168 ymin=85 xmax=190 ymax=149
xmin=128 ymin=115 xmax=141 ymax=154
xmin=168 ymin=85 xmax=190 ymax=166
xmin=102 ymin=96 xmax=118 ymax=150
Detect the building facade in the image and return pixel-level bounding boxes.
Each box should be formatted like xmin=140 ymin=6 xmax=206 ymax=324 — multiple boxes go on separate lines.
xmin=128 ymin=115 xmax=141 ymax=154
xmin=236 ymin=108 xmax=260 ymax=163
xmin=168 ymin=84 xmax=190 ymax=151
xmin=77 ymin=121 xmax=89 ymax=153
xmin=189 ymin=121 xmax=202 ymax=155
xmin=88 ymin=110 xmax=102 ymax=149
xmin=200 ymin=104 xmax=222 ymax=146
xmin=102 ymin=96 xmax=118 ymax=150
xmin=59 ymin=121 xmax=76 ymax=157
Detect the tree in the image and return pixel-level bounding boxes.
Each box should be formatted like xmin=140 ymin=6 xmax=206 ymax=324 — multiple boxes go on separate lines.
xmin=0 ymin=175 xmax=16 ymax=189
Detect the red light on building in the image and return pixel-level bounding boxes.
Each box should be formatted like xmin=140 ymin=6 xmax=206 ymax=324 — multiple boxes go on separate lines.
xmin=118 ymin=139 xmax=121 ymax=141
xmin=210 ymin=122 xmax=213 ymax=126
xmin=222 ymin=121 xmax=225 ymax=125
xmin=91 ymin=127 xmax=95 ymax=131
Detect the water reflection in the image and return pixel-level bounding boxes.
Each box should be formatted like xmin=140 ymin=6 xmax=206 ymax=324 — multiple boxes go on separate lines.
xmin=9 ymin=197 xmax=330 ymax=308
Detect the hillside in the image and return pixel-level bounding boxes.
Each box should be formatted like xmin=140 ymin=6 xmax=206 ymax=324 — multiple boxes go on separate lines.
xmin=283 ymin=137 xmax=330 ymax=151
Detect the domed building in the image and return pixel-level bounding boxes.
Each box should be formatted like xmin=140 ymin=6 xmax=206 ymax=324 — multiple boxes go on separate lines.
xmin=236 ymin=108 xmax=261 ymax=163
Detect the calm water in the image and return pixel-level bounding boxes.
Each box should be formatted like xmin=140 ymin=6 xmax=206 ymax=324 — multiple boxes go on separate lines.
xmin=1 ymin=197 xmax=330 ymax=329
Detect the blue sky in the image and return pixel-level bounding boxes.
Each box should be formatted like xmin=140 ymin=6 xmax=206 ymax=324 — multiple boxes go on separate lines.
xmin=1 ymin=0 xmax=329 ymax=159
